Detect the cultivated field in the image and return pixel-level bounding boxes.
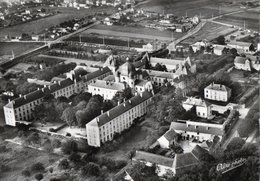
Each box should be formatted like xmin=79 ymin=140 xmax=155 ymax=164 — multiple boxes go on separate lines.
xmin=0 ymin=42 xmax=44 ymax=57
xmin=182 ymin=22 xmax=236 ymax=45
xmin=137 ymin=0 xmax=243 ymax=18
xmin=0 ymin=6 xmax=115 ymax=39
xmin=215 ymin=10 xmax=260 ymax=32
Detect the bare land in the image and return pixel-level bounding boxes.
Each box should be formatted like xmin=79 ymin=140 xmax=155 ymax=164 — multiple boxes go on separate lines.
xmin=0 ymin=6 xmax=115 ymax=38
xmin=182 ymin=22 xmax=236 ymax=45
xmin=215 ymin=10 xmax=260 ymax=32
xmin=137 ymin=0 xmax=243 ymax=18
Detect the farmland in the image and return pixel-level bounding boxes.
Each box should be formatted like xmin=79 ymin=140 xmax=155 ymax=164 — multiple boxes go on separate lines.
xmin=137 ymin=0 xmax=243 ymax=18
xmin=0 ymin=42 xmax=44 ymax=57
xmin=215 ymin=10 xmax=260 ymax=32
xmin=0 ymin=6 xmax=115 ymax=39
xmin=182 ymin=22 xmax=236 ymax=45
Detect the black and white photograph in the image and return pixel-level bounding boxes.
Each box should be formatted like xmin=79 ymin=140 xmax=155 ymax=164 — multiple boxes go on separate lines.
xmin=0 ymin=0 xmax=259 ymax=180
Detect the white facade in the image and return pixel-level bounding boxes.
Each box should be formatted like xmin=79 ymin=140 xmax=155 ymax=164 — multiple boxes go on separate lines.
xmin=204 ymin=83 xmax=231 ymax=102
xmin=86 ymin=92 xmax=153 ymax=147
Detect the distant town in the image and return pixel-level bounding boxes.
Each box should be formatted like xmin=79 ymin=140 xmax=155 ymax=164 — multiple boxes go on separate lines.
xmin=0 ymin=0 xmax=259 ymax=181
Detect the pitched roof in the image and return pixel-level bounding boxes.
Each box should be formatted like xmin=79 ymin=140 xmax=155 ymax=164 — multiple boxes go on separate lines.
xmin=170 ymin=121 xmax=224 ymax=136
xmin=133 ymin=150 xmax=174 ymax=168
xmin=205 ymin=83 xmax=231 ymax=92
xmin=234 ymin=56 xmax=247 ymax=64
xmin=173 ymin=152 xmax=199 ymax=170
xmin=84 ymin=67 xmax=111 ymax=81
xmin=88 ymin=80 xmax=125 ymax=91
xmin=133 ymin=59 xmax=146 ymax=68
xmin=163 ymin=129 xmax=178 ymax=141
xmin=144 ymin=69 xmax=175 ymax=79
xmin=89 ymin=91 xmax=153 ymax=127
xmin=183 ymin=97 xmax=211 ymax=108
xmin=191 ymin=145 xmax=209 ymax=160
xmin=228 ymin=41 xmax=252 ymax=47
xmin=150 ymin=57 xmax=185 ymax=66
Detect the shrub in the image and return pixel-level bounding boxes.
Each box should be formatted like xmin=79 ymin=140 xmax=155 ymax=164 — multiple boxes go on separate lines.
xmin=35 ymin=173 xmax=43 ymax=180
xmin=21 ymin=169 xmax=31 ymax=177
xmin=58 ymin=159 xmax=69 ymax=170
xmin=69 ymin=152 xmax=81 ymax=163
xmin=0 ymin=145 xmax=6 ymax=153
xmin=49 ymin=167 xmax=53 ymax=173
xmin=31 ymin=162 xmax=45 ymax=172
xmin=51 ymin=139 xmax=61 ymax=148
xmin=49 ymin=128 xmax=56 ymax=132
xmin=61 ymin=140 xmax=78 ymax=154
xmin=81 ymin=162 xmax=100 ymax=177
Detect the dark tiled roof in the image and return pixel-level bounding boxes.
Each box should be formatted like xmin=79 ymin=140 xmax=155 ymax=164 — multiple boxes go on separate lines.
xmin=133 ymin=150 xmax=174 ymax=168
xmin=191 ymin=145 xmax=209 ymax=160
xmin=133 ymin=59 xmax=146 ymax=68
xmin=234 ymin=56 xmax=247 ymax=64
xmin=95 ymin=91 xmax=153 ymax=126
xmin=163 ymin=129 xmax=178 ymax=141
xmin=84 ymin=67 xmax=111 ymax=81
xmin=170 ymin=121 xmax=224 ymax=136
xmin=173 ymin=152 xmax=199 ymax=170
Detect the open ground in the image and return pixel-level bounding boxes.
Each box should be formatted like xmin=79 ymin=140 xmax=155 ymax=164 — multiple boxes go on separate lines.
xmin=214 ymin=9 xmax=260 ymax=32
xmin=0 ymin=6 xmax=115 ymax=39
xmin=182 ymin=22 xmax=236 ymax=45
xmin=137 ymin=0 xmax=244 ymax=18
xmin=0 ymin=42 xmax=44 ymax=57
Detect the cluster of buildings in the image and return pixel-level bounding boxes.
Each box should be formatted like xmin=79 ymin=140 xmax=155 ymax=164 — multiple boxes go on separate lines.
xmin=62 ymin=0 xmax=135 ymax=8
xmin=234 ymin=55 xmax=260 ymax=72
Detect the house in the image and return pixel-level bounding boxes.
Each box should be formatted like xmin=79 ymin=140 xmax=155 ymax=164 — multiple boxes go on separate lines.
xmin=170 ymin=120 xmax=225 ymax=141
xmin=149 ymin=56 xmax=196 ymax=73
xmin=157 ymin=129 xmax=178 ymax=149
xmin=134 ymin=80 xmax=153 ymax=94
xmin=227 ymin=41 xmax=252 ymax=53
xmin=234 ymin=55 xmax=260 ymax=71
xmin=204 ymin=83 xmax=231 ymax=102
xmin=86 ymin=91 xmax=153 ymax=147
xmin=191 ymin=41 xmax=207 ymax=53
xmin=213 ymin=45 xmax=226 ymax=56
xmin=132 ymin=145 xmax=207 ymax=176
xmin=182 ymin=97 xmax=213 ymax=119
xmin=88 ymin=80 xmax=126 ymax=100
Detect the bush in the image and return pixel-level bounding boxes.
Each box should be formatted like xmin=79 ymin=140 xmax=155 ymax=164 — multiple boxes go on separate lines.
xmin=0 ymin=145 xmax=6 ymax=153
xmin=81 ymin=162 xmax=100 ymax=177
xmin=31 ymin=162 xmax=45 ymax=172
xmin=49 ymin=167 xmax=53 ymax=173
xmin=61 ymin=140 xmax=78 ymax=154
xmin=51 ymin=139 xmax=61 ymax=148
xmin=21 ymin=169 xmax=31 ymax=177
xmin=69 ymin=152 xmax=81 ymax=163
xmin=49 ymin=128 xmax=56 ymax=132
xmin=58 ymin=159 xmax=69 ymax=170
xmin=35 ymin=173 xmax=44 ymax=180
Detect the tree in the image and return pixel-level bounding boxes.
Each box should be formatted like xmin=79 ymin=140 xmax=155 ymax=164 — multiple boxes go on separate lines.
xmin=227 ymin=137 xmax=245 ymax=151
xmin=35 ymin=173 xmax=44 ymax=180
xmin=16 ymin=82 xmax=39 ymax=95
xmin=69 ymin=152 xmax=81 ymax=163
xmin=215 ymin=35 xmax=225 ymax=45
xmin=112 ymin=87 xmax=133 ymax=105
xmin=31 ymin=162 xmax=45 ymax=172
xmin=61 ymin=107 xmax=75 ymax=127
xmin=58 ymin=159 xmax=69 ymax=169
xmin=81 ymin=162 xmax=101 ymax=177
xmin=61 ymin=140 xmax=78 ymax=154
xmin=249 ymin=44 xmax=255 ymax=52
xmin=229 ymin=48 xmax=238 ymax=57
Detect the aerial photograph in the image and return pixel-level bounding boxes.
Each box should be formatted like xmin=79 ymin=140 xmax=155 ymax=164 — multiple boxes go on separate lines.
xmin=0 ymin=0 xmax=259 ymax=180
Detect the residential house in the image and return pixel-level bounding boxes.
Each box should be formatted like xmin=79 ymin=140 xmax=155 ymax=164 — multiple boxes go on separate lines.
xmin=170 ymin=120 xmax=225 ymax=141
xmin=204 ymin=83 xmax=231 ymax=102
xmin=182 ymin=97 xmax=213 ymax=119
xmin=227 ymin=41 xmax=252 ymax=53
xmin=234 ymin=55 xmax=260 ymax=71
xmin=157 ymin=129 xmax=178 ymax=149
xmin=86 ymin=91 xmax=153 ymax=147
xmin=213 ymin=45 xmax=226 ymax=56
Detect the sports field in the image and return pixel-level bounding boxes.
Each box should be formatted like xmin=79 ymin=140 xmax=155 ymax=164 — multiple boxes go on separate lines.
xmin=137 ymin=0 xmax=243 ymax=18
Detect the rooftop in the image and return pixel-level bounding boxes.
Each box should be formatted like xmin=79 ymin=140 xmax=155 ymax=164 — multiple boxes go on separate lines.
xmin=88 ymin=80 xmax=125 ymax=91
xmin=144 ymin=69 xmax=175 ymax=79
xmin=133 ymin=150 xmax=174 ymax=168
xmin=150 ymin=57 xmax=185 ymax=66
xmin=183 ymin=97 xmax=211 ymax=107
xmin=205 ymin=82 xmax=231 ymax=92
xmin=163 ymin=129 xmax=178 ymax=141
xmin=170 ymin=121 xmax=225 ymax=136
xmin=228 ymin=41 xmax=252 ymax=47
xmin=87 ymin=91 xmax=153 ymax=127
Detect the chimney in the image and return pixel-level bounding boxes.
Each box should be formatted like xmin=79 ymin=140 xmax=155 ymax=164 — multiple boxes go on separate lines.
xmin=44 ymin=85 xmax=47 ymax=88
xmin=37 ymin=88 xmax=40 ymax=90
xmin=8 ymin=99 xmax=10 ymax=103
xmin=96 ymin=117 xmax=99 ymax=122
xmin=24 ymin=95 xmax=27 ymax=100
xmin=107 ymin=111 xmax=110 ymax=117
xmin=48 ymin=85 xmax=51 ymax=90
xmin=140 ymin=92 xmax=143 ymax=98
xmin=19 ymin=94 xmax=22 ymax=97
xmin=101 ymin=110 xmax=103 ymax=114
xmin=42 ymin=88 xmax=44 ymax=92
xmin=118 ymin=101 xmax=120 ymax=106
xmin=58 ymin=81 xmax=61 ymax=85
xmin=129 ymin=99 xmax=132 ymax=104
xmin=123 ymin=103 xmax=126 ymax=107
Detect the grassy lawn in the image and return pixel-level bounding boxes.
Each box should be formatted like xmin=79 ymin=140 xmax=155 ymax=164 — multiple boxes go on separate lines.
xmin=0 ymin=141 xmax=62 ymax=181
xmin=0 ymin=42 xmax=44 ymax=57
xmin=182 ymin=22 xmax=236 ymax=45
xmin=137 ymin=0 xmax=242 ymax=18
xmin=0 ymin=6 xmax=115 ymax=38
xmin=215 ymin=10 xmax=260 ymax=32
xmin=97 ymin=118 xmax=160 ymax=161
